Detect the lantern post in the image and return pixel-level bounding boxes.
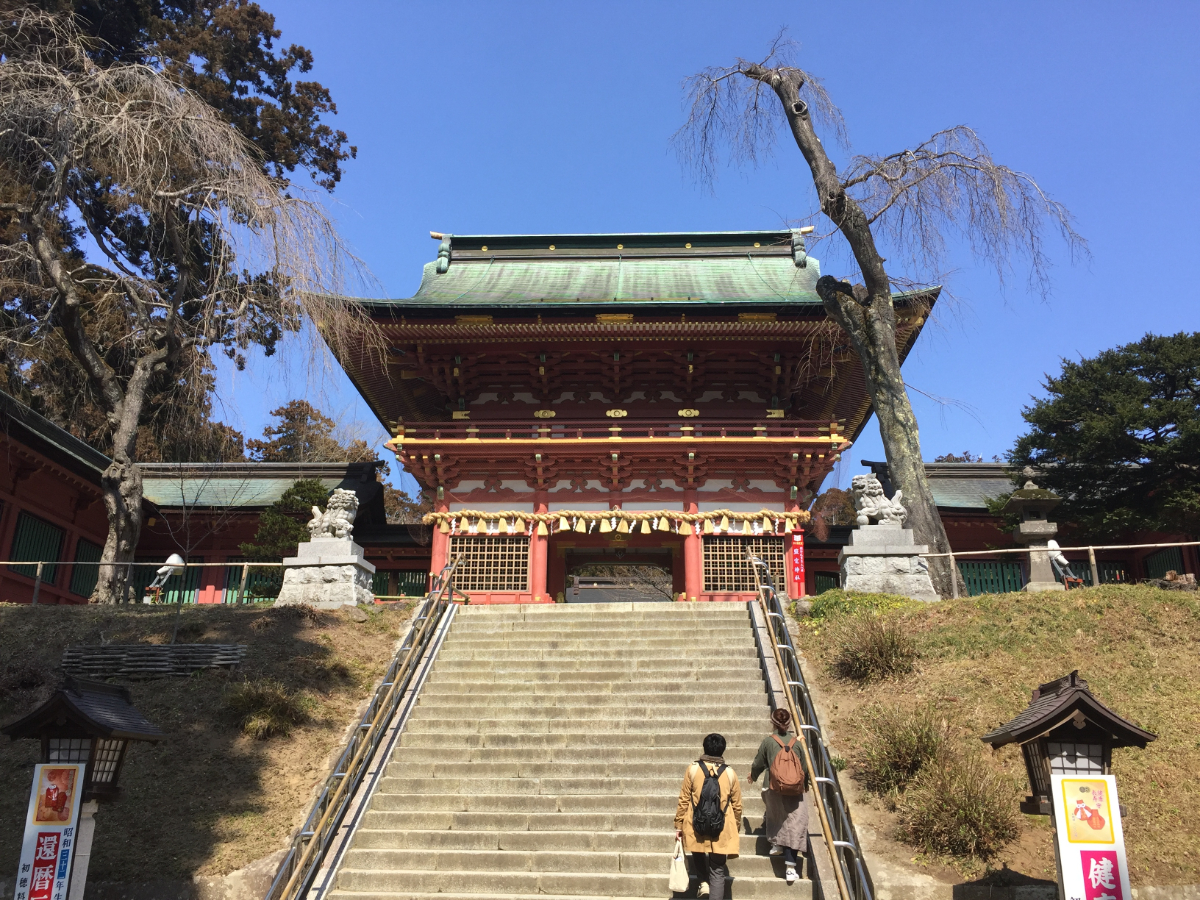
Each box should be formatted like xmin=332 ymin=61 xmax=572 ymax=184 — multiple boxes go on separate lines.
xmin=981 ymin=671 xmax=1155 ymax=899
xmin=3 ymin=677 xmax=164 ymax=900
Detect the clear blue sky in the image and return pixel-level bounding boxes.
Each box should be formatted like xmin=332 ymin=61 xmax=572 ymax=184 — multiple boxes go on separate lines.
xmin=214 ymin=0 xmax=1200 ymax=498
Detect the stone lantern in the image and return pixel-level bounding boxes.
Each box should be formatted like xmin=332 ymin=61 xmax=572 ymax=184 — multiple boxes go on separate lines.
xmin=3 ymin=677 xmax=164 ymax=897
xmin=1003 ymin=467 xmax=1065 ymax=592
xmin=980 ymin=671 xmax=1155 ymax=815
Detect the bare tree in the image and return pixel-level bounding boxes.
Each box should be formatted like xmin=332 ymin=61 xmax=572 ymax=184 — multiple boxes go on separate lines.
xmin=675 ymin=34 xmax=1086 ymax=595
xmin=0 ymin=7 xmax=376 ymax=603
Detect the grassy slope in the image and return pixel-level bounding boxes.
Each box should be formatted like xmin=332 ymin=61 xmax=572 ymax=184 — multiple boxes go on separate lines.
xmin=0 ymin=602 xmax=413 ymax=882
xmin=792 ymin=585 xmax=1200 ymax=885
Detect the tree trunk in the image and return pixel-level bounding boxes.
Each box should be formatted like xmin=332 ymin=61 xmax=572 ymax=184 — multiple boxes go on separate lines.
xmin=745 ymin=63 xmax=964 ymax=597
xmin=95 ymin=452 xmax=143 ymax=604
xmin=817 ymin=284 xmax=961 ymax=596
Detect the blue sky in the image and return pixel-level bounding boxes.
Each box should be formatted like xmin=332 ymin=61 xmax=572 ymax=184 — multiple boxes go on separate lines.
xmin=214 ymin=0 xmax=1200 ymax=498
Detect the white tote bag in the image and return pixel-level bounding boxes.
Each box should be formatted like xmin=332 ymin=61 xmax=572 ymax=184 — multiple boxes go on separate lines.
xmin=668 ymin=837 xmax=690 ymax=894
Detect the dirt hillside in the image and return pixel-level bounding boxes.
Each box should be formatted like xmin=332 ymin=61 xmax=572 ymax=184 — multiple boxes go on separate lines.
xmin=0 ymin=601 xmax=414 ymax=882
xmin=791 ymin=584 xmax=1199 ymax=886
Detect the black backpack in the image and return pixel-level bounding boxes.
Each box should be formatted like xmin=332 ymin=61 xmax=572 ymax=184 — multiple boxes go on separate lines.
xmin=691 ymin=761 xmax=731 ymax=840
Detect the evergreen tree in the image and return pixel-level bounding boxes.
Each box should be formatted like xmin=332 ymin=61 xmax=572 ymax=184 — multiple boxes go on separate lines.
xmin=240 ymin=479 xmax=330 ymax=561
xmin=1010 ymin=332 xmax=1200 ymax=537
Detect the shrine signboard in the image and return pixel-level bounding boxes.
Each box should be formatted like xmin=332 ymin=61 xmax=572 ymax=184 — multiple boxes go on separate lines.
xmin=788 ymin=527 xmax=805 ymax=598
xmin=13 ymin=763 xmax=84 ymax=900
xmin=1051 ymin=774 xmax=1132 ymax=900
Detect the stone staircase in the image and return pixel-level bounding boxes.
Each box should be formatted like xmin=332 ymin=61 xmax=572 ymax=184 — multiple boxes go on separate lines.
xmin=329 ymin=601 xmax=811 ymax=900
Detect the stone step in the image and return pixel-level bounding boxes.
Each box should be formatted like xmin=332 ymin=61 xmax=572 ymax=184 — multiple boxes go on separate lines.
xmin=436 ymin=647 xmax=758 ymax=661
xmin=432 ymin=658 xmax=763 ymax=673
xmin=403 ymin=718 xmax=763 ymax=734
xmin=359 ymin=810 xmax=768 ymax=835
xmin=451 ymin=624 xmax=748 ymax=638
xmin=417 ymin=686 xmax=763 ymax=700
xmin=445 ymin=631 xmax=751 ymax=644
xmin=343 ymin=848 xmax=787 ymax=878
xmin=374 ymin=776 xmax=759 ymax=796
xmin=456 ymin=603 xmax=749 ymax=616
xmin=425 ymin=676 xmax=763 ymax=690
xmin=392 ymin=748 xmax=766 ymax=765
xmin=416 ymin=696 xmax=768 ymax=714
xmin=352 ymin=828 xmax=772 ymax=855
xmin=385 ymin=761 xmax=760 ymax=779
xmin=443 ymin=626 xmax=751 ymax=638
xmin=396 ymin=732 xmax=767 ymax=750
xmin=367 ymin=793 xmax=765 ymax=815
xmin=334 ymin=868 xmax=806 ymax=899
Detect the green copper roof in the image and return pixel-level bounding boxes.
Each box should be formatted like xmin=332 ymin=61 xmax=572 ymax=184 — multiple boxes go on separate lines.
xmin=139 ymin=463 xmax=359 ymax=509
xmin=369 ymin=230 xmax=825 ymax=310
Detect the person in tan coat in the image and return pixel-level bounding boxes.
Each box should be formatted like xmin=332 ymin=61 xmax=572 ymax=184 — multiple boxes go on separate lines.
xmin=674 ymin=733 xmax=743 ymax=900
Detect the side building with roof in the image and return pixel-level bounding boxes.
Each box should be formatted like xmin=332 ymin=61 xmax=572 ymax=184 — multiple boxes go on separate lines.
xmin=0 ymin=390 xmax=431 ymax=605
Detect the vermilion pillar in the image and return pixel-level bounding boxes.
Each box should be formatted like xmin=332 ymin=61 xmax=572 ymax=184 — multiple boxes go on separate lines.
xmin=684 ymin=492 xmax=702 ymax=601
xmin=529 ymin=493 xmax=549 ymax=602
xmin=429 ymin=496 xmax=449 ymax=591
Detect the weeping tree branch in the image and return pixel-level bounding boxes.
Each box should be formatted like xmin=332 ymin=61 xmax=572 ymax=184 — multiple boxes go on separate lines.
xmin=674 ymin=32 xmax=1086 ymax=596
xmin=0 ymin=5 xmax=381 ymax=602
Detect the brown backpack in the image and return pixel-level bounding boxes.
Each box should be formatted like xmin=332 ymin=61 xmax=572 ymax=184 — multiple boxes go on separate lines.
xmin=769 ymin=735 xmax=807 ymax=796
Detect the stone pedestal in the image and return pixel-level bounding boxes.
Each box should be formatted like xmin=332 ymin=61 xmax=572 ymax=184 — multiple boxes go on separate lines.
xmin=275 ymin=538 xmax=376 ymax=608
xmin=1014 ymin=520 xmax=1065 ymax=593
xmin=838 ymin=523 xmax=939 ymax=603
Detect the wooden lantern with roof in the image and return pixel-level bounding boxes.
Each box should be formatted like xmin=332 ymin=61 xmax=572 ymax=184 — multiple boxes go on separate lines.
xmin=980 ymin=671 xmax=1155 ymax=815
xmin=2 ymin=676 xmax=164 ymax=800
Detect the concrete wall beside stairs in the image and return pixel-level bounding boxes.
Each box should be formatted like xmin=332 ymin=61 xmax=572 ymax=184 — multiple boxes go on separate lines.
xmin=327 ymin=601 xmax=812 ymax=900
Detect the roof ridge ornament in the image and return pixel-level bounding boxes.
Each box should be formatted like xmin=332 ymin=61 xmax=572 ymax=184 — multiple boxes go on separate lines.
xmin=791 ymin=225 xmax=814 ymax=268
xmin=433 ymin=232 xmax=452 ymax=273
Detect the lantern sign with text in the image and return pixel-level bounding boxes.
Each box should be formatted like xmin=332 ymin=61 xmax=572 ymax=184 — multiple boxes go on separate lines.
xmin=4 ymin=678 xmax=163 ymax=900
xmin=13 ymin=764 xmax=83 ymax=900
xmin=1052 ymin=775 xmax=1132 ymax=900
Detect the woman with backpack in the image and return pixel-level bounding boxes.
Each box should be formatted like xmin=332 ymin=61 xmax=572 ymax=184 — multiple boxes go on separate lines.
xmin=674 ymin=733 xmax=743 ymax=900
xmin=748 ymin=708 xmax=809 ymax=885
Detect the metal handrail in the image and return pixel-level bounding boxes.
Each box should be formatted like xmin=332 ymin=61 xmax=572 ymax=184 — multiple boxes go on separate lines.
xmin=749 ymin=553 xmax=874 ymax=900
xmin=264 ymin=556 xmax=462 ymax=900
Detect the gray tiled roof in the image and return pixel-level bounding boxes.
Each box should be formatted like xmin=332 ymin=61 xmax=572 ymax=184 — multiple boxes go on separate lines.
xmin=980 ymin=671 xmax=1155 ymax=749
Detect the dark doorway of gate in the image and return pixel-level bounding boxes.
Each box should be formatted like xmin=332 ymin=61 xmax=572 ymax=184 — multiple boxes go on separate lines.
xmin=564 ymin=547 xmax=674 ymax=603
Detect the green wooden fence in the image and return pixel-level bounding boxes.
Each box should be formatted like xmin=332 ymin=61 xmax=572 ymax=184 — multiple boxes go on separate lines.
xmin=69 ymin=538 xmax=103 ymax=597
xmin=9 ymin=512 xmax=63 ymax=583
xmin=957 ymin=560 xmax=1024 ymax=596
xmin=1145 ymin=547 xmax=1184 ymax=580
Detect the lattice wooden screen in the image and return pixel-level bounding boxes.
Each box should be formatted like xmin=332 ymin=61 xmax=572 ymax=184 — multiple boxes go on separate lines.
xmin=702 ymin=536 xmax=786 ymax=592
xmin=448 ymin=535 xmax=530 ymax=592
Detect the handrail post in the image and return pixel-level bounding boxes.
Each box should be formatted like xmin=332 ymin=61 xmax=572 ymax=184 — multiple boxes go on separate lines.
xmin=237 ymin=563 xmax=250 ymax=605
xmin=31 ymin=561 xmax=43 ymax=605
xmin=747 ymin=552 xmax=859 ymax=900
xmin=948 ymin=552 xmax=959 ymax=599
xmin=1088 ymin=546 xmax=1100 ymax=587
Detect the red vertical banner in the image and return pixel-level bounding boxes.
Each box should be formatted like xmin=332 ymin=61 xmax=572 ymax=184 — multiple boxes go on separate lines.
xmin=787 ymin=529 xmax=805 ymax=598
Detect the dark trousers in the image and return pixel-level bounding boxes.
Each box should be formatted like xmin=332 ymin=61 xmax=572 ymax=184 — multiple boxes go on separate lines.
xmin=781 ymin=845 xmax=798 ymax=866
xmin=692 ymin=852 xmax=729 ymax=900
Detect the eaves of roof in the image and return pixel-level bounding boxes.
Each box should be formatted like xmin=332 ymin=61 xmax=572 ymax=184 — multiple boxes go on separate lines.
xmin=0 ymin=390 xmax=110 ymax=483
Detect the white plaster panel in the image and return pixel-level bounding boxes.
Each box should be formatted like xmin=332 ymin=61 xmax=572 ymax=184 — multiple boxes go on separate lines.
xmin=448 ymin=501 xmax=524 ymax=512
xmin=470 ymin=393 xmax=498 ymax=405
xmin=546 ymin=501 xmax=611 ymax=511
xmin=698 ymin=501 xmax=786 ymax=513
xmin=452 ymin=480 xmax=487 ymax=492
xmin=698 ymin=479 xmax=734 ymax=492
xmin=500 ymin=480 xmax=530 ymax=491
xmin=619 ymin=501 xmax=688 ymax=511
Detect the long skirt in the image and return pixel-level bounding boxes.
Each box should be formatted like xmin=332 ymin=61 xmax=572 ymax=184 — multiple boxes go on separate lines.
xmin=762 ymin=788 xmax=808 ymax=851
